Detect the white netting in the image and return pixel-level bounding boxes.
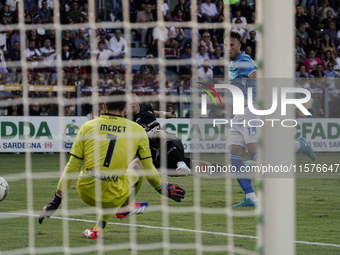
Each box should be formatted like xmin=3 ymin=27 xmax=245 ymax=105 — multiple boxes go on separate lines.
xmin=0 ymin=0 xmax=295 ymax=254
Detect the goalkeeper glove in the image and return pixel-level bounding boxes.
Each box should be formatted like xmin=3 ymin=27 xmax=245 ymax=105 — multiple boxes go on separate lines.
xmin=156 ymin=182 xmax=185 ymax=202
xmin=38 ymin=193 xmax=62 ymax=224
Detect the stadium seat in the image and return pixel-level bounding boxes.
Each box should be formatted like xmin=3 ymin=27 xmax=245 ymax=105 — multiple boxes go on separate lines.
xmin=163 ymin=48 xmax=177 ymax=58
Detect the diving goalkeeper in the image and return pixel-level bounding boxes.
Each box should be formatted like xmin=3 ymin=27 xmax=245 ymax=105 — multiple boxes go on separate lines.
xmin=38 ymin=89 xmax=185 ymax=239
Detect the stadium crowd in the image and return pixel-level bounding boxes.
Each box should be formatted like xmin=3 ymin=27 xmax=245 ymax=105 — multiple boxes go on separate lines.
xmin=0 ymin=0 xmax=339 ymax=117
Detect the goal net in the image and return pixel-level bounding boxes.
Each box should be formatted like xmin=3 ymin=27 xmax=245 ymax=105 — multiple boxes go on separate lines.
xmin=0 ymin=0 xmax=296 ymax=254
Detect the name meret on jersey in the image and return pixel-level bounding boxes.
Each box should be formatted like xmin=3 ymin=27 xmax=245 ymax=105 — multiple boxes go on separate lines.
xmin=100 ymin=124 xmax=127 ymax=133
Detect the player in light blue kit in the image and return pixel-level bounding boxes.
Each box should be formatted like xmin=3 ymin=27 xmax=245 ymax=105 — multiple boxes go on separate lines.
xmin=226 ymin=32 xmax=315 ymax=207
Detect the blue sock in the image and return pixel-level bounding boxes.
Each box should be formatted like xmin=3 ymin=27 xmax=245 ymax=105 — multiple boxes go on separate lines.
xmin=250 ymin=152 xmax=258 ymax=161
xmin=229 ymin=153 xmax=254 ymax=194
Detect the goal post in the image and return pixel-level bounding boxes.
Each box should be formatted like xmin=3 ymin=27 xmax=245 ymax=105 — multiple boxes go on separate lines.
xmin=258 ymin=0 xmax=296 ymax=254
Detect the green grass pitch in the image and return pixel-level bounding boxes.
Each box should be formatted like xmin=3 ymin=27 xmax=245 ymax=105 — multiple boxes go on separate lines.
xmin=0 ymin=153 xmax=340 ymax=254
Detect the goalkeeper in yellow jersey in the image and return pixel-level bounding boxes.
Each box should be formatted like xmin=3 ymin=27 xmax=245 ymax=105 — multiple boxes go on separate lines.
xmin=38 ymin=89 xmax=185 ymax=239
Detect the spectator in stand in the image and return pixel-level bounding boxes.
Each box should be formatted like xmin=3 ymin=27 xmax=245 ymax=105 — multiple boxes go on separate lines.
xmin=216 ymin=0 xmax=224 ymax=22
xmin=166 ymin=104 xmax=177 ymax=117
xmin=40 ymin=38 xmax=56 ymax=72
xmin=296 ymin=5 xmax=306 ymax=28
xmin=5 ymin=29 xmax=12 ymax=53
xmin=7 ymin=41 xmax=21 ymax=80
xmin=109 ymin=29 xmax=127 ymax=58
xmin=296 ymin=23 xmax=308 ymax=44
xmin=75 ymin=42 xmax=89 ymax=60
xmin=26 ymin=29 xmax=41 ymax=49
xmin=232 ymin=18 xmax=247 ymax=39
xmin=136 ymin=3 xmax=154 ymax=48
xmin=236 ymin=0 xmax=251 ymax=18
xmin=323 ymin=21 xmax=337 ymax=45
xmin=180 ymin=43 xmax=192 ymax=75
xmin=74 ymin=28 xmax=90 ymax=50
xmin=6 ymin=0 xmax=18 ymax=12
xmin=152 ymin=25 xmax=178 ymax=51
xmin=310 ymin=63 xmax=325 ymax=77
xmin=56 ymin=43 xmax=72 ymax=66
xmin=295 ymin=0 xmax=305 ymax=14
xmin=66 ymin=1 xmax=82 ymax=23
xmin=0 ymin=5 xmax=10 ymax=17
xmin=196 ymin=45 xmax=212 ymax=68
xmin=185 ymin=4 xmax=203 ymax=22
xmin=304 ymin=50 xmax=322 ymax=73
xmin=29 ymin=103 xmax=41 ymax=115
xmin=295 ymin=35 xmax=306 ymax=65
xmin=317 ymin=108 xmax=325 ymax=117
xmin=304 ymin=37 xmax=318 ymax=57
xmin=323 ymin=50 xmax=337 ymax=69
xmin=62 ymin=30 xmax=76 ymax=55
xmin=334 ymin=48 xmax=340 ymax=74
xmin=305 ymin=9 xmax=322 ymax=41
xmin=242 ymin=29 xmax=256 ymax=57
xmin=211 ymin=45 xmax=223 ymax=60
xmin=213 ymin=57 xmax=225 ymax=77
xmin=0 ymin=47 xmax=7 ymax=82
xmin=92 ymin=41 xmax=116 ymax=75
xmin=200 ymin=32 xmax=215 ymax=55
xmin=12 ymin=1 xmax=31 ymax=24
xmin=7 ymin=103 xmax=23 ymax=116
xmin=67 ymin=18 xmax=78 ymax=40
xmin=245 ymin=45 xmax=253 ymax=59
xmin=136 ymin=70 xmax=154 ymax=87
xmin=321 ymin=10 xmax=335 ymax=30
xmin=317 ymin=0 xmax=335 ymax=22
xmin=36 ymin=0 xmax=52 ymax=23
xmin=1 ymin=11 xmax=12 ymax=25
xmin=25 ymin=40 xmax=43 ymax=70
xmin=179 ymin=27 xmax=200 ymax=48
xmin=200 ymin=0 xmax=218 ymax=23
xmin=247 ymin=10 xmax=255 ymax=24
xmin=296 ymin=64 xmax=309 ymax=78
xmin=10 ymin=30 xmax=20 ymax=48
xmin=197 ymin=59 xmax=213 ymax=79
xmin=44 ymin=29 xmax=56 ymax=49
xmin=81 ymin=2 xmax=89 ymax=22
xmin=96 ymin=31 xmax=110 ymax=50
xmin=37 ymin=0 xmax=53 ymax=10
xmin=139 ymin=54 xmax=157 ymax=75
xmin=25 ymin=0 xmax=37 ymax=16
xmin=168 ymin=18 xmax=186 ymax=48
xmin=68 ymin=66 xmax=82 ymax=86
xmin=324 ymin=61 xmax=339 ymax=77
xmin=173 ymin=0 xmax=186 ymax=19
xmin=232 ymin=10 xmax=247 ymax=24
xmin=321 ymin=33 xmax=336 ymax=58
xmin=173 ymin=9 xmax=185 ymax=22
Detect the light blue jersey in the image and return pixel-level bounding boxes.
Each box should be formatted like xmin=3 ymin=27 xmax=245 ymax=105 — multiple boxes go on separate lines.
xmin=228 ymin=52 xmax=257 ymax=104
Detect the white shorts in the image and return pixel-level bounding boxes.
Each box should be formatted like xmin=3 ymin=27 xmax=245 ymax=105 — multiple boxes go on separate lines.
xmin=227 ymin=106 xmax=258 ymax=149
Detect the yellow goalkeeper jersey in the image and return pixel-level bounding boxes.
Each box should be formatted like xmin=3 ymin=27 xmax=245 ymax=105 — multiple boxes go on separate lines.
xmin=57 ymin=114 xmax=162 ymax=204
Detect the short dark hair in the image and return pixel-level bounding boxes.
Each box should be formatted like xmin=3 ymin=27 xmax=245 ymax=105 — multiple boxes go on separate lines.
xmin=230 ymin=31 xmax=241 ymax=42
xmin=106 ymin=89 xmax=126 ymax=112
xmin=98 ymin=40 xmax=105 ymax=45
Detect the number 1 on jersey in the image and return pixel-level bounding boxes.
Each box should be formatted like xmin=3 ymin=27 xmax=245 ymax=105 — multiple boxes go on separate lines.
xmin=103 ymin=134 xmax=117 ymax=167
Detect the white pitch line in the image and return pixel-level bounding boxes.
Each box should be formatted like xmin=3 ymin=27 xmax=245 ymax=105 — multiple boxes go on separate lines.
xmin=2 ymin=212 xmax=340 ymax=248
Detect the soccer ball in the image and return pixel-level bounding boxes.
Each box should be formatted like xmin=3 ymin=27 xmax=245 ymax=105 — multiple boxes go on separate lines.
xmin=0 ymin=177 xmax=9 ymax=202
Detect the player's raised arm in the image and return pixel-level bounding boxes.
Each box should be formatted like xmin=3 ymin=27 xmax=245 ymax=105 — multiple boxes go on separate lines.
xmin=39 ymin=127 xmax=85 ymax=224
xmin=154 ymin=110 xmax=175 ymax=119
